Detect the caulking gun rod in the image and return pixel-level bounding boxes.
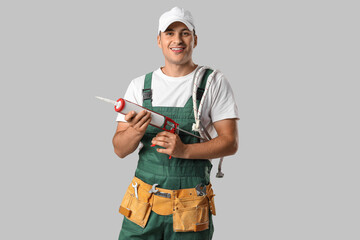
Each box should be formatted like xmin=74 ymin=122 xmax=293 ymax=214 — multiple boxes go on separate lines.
xmin=177 ymin=128 xmax=205 ymax=140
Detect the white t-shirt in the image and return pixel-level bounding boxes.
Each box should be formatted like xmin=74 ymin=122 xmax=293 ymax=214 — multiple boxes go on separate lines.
xmin=116 ymin=66 xmax=239 ymax=138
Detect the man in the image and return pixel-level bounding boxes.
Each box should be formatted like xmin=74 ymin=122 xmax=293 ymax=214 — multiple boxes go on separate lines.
xmin=113 ymin=6 xmax=239 ymax=240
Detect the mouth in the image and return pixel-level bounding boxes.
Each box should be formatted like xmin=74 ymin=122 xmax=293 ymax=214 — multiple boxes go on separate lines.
xmin=170 ymin=46 xmax=185 ymax=53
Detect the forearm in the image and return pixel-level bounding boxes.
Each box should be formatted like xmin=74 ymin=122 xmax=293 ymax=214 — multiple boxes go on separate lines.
xmin=183 ymin=135 xmax=238 ymax=159
xmin=112 ymin=127 xmax=143 ymax=158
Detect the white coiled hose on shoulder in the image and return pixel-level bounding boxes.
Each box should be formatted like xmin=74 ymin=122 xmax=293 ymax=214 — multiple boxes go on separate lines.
xmin=191 ymin=66 xmax=224 ymax=178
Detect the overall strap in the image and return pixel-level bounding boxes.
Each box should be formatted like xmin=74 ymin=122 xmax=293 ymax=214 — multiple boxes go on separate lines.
xmin=143 ymin=72 xmax=153 ymax=108
xmin=196 ymin=69 xmax=213 ymax=109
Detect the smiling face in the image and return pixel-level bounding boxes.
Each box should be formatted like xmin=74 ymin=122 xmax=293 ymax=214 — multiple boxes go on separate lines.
xmin=157 ymin=21 xmax=197 ymax=67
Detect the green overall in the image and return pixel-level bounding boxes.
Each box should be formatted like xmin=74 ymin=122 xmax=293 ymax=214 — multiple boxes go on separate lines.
xmin=119 ymin=70 xmax=214 ymax=240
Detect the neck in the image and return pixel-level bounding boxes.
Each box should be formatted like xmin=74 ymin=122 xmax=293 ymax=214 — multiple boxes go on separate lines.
xmin=161 ymin=61 xmax=197 ymax=77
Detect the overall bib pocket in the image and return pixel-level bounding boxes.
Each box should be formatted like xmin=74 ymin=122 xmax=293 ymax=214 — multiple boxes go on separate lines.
xmin=119 ymin=184 xmax=152 ymax=228
xmin=173 ymin=195 xmax=210 ymax=232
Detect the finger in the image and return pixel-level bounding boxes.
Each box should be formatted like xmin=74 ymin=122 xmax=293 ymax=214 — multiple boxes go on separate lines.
xmin=152 ymin=136 xmax=169 ymax=144
xmin=156 ymin=131 xmax=174 ymax=138
xmin=139 ymin=114 xmax=152 ymax=131
xmin=124 ymin=111 xmax=136 ymax=122
xmin=128 ymin=110 xmax=147 ymax=126
xmin=151 ymin=137 xmax=169 ymax=146
xmin=132 ymin=110 xmax=148 ymax=123
xmin=135 ymin=111 xmax=151 ymax=129
xmin=152 ymin=140 xmax=169 ymax=148
xmin=156 ymin=148 xmax=169 ymax=155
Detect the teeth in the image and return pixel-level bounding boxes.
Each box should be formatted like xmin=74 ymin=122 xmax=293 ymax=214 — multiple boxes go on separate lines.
xmin=171 ymin=48 xmax=183 ymax=50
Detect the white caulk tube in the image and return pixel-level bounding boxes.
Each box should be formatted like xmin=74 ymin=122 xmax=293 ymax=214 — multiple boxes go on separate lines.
xmin=96 ymin=96 xmax=203 ymax=140
xmin=114 ymin=98 xmax=165 ymax=128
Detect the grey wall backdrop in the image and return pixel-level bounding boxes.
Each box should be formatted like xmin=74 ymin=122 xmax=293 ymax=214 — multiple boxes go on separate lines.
xmin=1 ymin=0 xmax=359 ymax=239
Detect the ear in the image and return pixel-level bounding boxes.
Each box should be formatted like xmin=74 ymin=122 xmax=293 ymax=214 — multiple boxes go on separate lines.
xmin=193 ymin=34 xmax=198 ymax=48
xmin=157 ymin=34 xmax=161 ymax=48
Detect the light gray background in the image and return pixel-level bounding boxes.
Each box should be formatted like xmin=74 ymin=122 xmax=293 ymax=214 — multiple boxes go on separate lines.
xmin=1 ymin=0 xmax=359 ymax=239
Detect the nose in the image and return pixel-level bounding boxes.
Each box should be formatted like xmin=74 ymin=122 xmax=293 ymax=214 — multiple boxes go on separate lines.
xmin=173 ymin=33 xmax=183 ymax=44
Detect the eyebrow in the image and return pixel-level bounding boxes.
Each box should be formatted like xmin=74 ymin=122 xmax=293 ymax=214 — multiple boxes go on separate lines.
xmin=164 ymin=28 xmax=191 ymax=32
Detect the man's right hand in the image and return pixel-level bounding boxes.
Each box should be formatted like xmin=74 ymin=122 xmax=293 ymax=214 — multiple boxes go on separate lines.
xmin=112 ymin=110 xmax=152 ymax=158
xmin=124 ymin=110 xmax=152 ymax=136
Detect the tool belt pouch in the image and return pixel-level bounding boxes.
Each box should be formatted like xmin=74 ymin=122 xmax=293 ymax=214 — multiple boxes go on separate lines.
xmin=173 ymin=195 xmax=210 ymax=232
xmin=118 ymin=184 xmax=151 ymax=228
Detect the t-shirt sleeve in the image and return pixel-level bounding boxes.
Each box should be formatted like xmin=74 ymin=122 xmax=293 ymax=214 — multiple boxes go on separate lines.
xmin=115 ymin=77 xmax=144 ymax=122
xmin=210 ymin=74 xmax=240 ymax=123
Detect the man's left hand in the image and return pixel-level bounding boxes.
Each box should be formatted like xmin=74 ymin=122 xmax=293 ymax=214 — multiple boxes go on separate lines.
xmin=151 ymin=131 xmax=187 ymax=158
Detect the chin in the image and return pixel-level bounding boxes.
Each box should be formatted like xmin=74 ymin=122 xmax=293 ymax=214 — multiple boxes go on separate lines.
xmin=168 ymin=57 xmax=191 ymax=65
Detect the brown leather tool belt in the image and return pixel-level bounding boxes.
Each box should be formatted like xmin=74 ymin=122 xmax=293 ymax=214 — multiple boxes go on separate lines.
xmin=119 ymin=176 xmax=216 ymax=232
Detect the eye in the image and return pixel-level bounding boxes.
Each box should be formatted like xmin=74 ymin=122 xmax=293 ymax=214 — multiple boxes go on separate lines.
xmin=182 ymin=32 xmax=190 ymax=36
xmin=165 ymin=32 xmax=174 ymax=36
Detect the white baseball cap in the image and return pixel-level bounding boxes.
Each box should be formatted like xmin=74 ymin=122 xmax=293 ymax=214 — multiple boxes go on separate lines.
xmin=158 ymin=7 xmax=195 ymax=33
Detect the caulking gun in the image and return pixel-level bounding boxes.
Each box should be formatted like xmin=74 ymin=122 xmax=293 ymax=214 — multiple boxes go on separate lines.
xmin=96 ymin=96 xmax=205 ymax=141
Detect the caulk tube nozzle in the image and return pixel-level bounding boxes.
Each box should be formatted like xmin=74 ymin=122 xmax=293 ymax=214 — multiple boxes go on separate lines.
xmin=116 ymin=98 xmax=165 ymax=128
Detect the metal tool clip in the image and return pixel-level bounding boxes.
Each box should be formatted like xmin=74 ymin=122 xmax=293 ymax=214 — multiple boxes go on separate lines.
xmin=154 ymin=191 xmax=171 ymax=198
xmin=195 ymin=183 xmax=207 ymax=196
